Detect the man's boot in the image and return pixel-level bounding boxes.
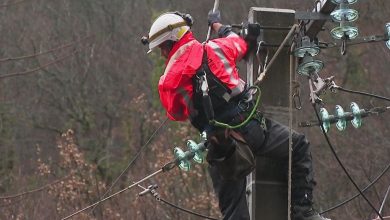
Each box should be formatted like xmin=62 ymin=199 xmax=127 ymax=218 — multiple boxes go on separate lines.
xmin=292 ymin=194 xmax=331 ymax=220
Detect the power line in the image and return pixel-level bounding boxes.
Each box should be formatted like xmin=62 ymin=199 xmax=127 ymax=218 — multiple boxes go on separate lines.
xmin=335 ymin=86 xmax=390 ymax=102
xmin=90 ymin=117 xmax=168 ymax=214
xmin=61 ymin=168 xmax=165 ymax=220
xmin=321 ymin=161 xmax=390 ymax=214
xmin=313 ymin=104 xmax=384 ymax=220
xmin=0 ymin=174 xmax=71 ymax=200
xmin=371 ymin=216 xmax=390 ymax=220
xmin=62 ymin=132 xmax=207 ymax=219
xmin=377 ymin=184 xmax=390 ymax=218
xmin=159 ymin=197 xmax=219 ymax=220
xmin=137 ymin=184 xmax=220 ymax=220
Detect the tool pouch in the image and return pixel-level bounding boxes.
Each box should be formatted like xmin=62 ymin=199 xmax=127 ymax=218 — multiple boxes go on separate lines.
xmin=207 ymin=130 xmax=255 ymax=181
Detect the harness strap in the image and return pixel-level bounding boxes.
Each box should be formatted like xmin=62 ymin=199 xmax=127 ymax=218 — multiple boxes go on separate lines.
xmin=196 ymin=46 xmax=232 ymax=102
xmin=191 ymin=46 xmax=262 ymax=131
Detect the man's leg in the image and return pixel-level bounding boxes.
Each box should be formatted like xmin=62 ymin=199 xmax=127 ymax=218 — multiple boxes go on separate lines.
xmin=206 ymin=119 xmax=264 ymax=220
xmin=241 ymin=118 xmax=329 ymax=220
xmin=256 ymin=118 xmax=316 ymax=202
xmin=208 ymin=165 xmax=250 ymax=220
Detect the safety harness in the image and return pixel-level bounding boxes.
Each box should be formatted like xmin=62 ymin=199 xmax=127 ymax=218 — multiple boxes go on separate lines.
xmin=189 ymin=24 xmax=263 ymax=131
xmin=191 ymin=45 xmax=261 ymax=131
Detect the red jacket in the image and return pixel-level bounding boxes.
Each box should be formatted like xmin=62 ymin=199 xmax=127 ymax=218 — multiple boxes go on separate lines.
xmin=158 ymin=32 xmax=248 ymax=121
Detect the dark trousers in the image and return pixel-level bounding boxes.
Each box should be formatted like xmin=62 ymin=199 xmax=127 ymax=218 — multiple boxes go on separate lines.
xmin=208 ymin=117 xmax=316 ymax=220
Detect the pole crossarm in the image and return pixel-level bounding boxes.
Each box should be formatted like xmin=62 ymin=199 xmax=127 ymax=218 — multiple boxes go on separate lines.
xmin=306 ymin=0 xmax=337 ymax=38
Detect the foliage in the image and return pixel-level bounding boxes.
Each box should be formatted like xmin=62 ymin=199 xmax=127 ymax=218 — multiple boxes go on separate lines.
xmin=0 ymin=0 xmax=389 ymax=219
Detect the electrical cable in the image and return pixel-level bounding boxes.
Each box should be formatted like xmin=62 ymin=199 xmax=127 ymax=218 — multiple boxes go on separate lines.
xmin=0 ymin=173 xmax=71 ymax=200
xmin=90 ymin=117 xmax=168 ymax=214
xmin=335 ymin=86 xmax=390 ymax=102
xmin=312 ymin=104 xmax=384 ymax=220
xmin=158 ymin=197 xmax=220 ymax=220
xmin=378 ymin=184 xmax=390 ymax=217
xmin=62 ymin=135 xmax=207 ymax=220
xmin=136 ymin=184 xmax=220 ymax=220
xmin=320 ymin=161 xmax=390 ymax=214
xmin=61 ymin=168 xmax=166 ymax=220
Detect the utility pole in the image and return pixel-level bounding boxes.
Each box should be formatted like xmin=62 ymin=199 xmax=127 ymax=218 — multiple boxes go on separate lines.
xmin=246 ymin=7 xmax=295 ymax=220
xmin=246 ymin=1 xmax=336 ymax=219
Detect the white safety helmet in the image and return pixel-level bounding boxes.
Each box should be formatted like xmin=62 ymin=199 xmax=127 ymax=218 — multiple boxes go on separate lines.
xmin=147 ymin=13 xmax=190 ymax=53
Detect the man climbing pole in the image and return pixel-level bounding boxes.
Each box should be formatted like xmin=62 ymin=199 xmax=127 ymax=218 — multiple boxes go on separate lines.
xmin=142 ymin=10 xmax=331 ymax=220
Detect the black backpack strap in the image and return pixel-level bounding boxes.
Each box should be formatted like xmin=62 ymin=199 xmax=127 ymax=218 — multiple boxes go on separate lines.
xmin=191 ymin=45 xmax=244 ymax=130
xmin=197 ymin=48 xmax=232 ymax=102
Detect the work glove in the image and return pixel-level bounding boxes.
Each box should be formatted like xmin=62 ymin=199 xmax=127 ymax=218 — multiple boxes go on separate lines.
xmin=207 ymin=9 xmax=221 ymax=26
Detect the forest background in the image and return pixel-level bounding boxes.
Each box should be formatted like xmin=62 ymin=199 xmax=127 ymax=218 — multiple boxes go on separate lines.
xmin=0 ymin=0 xmax=389 ymax=219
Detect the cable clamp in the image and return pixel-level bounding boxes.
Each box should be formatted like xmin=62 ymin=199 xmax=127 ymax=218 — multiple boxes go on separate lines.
xmin=138 ymin=184 xmax=159 ymax=197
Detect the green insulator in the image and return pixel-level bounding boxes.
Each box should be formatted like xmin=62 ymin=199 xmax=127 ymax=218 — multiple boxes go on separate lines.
xmin=335 ymin=105 xmax=347 ymax=131
xmin=173 ymin=147 xmax=191 ymax=171
xmin=386 ymin=23 xmax=390 ymax=49
xmin=331 ymin=9 xmax=359 ymax=22
xmin=320 ymin=108 xmax=331 ymax=133
xmin=350 ymin=102 xmax=362 ymax=128
xmin=187 ymin=140 xmax=205 ymax=164
xmin=294 ymin=36 xmax=320 ymax=57
xmin=331 ymin=0 xmax=358 ymax=4
xmin=297 ymin=56 xmax=324 ymax=76
xmin=331 ymin=25 xmax=359 ymax=40
xmin=294 ymin=46 xmax=320 ymax=58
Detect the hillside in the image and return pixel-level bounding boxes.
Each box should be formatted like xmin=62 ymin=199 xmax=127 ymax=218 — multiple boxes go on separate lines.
xmin=0 ymin=0 xmax=389 ymax=219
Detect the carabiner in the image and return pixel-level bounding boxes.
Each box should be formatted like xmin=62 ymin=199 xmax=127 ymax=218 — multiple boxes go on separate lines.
xmin=293 ymin=92 xmax=302 ymax=110
xmin=340 ymin=37 xmax=347 ymax=55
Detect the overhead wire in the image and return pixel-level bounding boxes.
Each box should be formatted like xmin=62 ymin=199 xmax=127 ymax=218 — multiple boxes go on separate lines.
xmin=62 ymin=130 xmax=209 ymax=219
xmin=335 ymin=86 xmax=390 ymax=102
xmin=159 ymin=197 xmax=220 ymax=220
xmin=61 ymin=168 xmax=165 ymax=220
xmin=136 ymin=184 xmax=220 ymax=220
xmin=312 ymin=104 xmax=384 ymax=220
xmin=90 ymin=117 xmax=168 ymax=214
xmin=320 ymin=161 xmax=390 ymax=214
xmin=377 ymin=184 xmax=390 ymax=218
xmin=0 ymin=173 xmax=71 ymax=200
xmin=303 ymin=81 xmax=390 ymax=214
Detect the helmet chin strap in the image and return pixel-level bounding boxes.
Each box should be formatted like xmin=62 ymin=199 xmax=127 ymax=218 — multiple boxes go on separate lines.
xmin=160 ymin=40 xmax=175 ymax=58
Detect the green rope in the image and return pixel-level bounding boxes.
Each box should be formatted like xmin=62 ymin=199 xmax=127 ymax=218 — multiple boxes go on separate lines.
xmin=210 ymin=86 xmax=261 ymax=129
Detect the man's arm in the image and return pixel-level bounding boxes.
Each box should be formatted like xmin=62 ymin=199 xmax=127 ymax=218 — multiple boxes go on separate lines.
xmin=211 ymin=23 xmax=223 ymax=33
xmin=208 ymin=10 xmax=234 ymax=38
xmin=212 ymin=22 xmax=235 ymax=38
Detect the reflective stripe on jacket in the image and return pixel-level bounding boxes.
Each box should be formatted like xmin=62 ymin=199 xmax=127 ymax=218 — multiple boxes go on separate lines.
xmin=158 ymin=32 xmax=248 ymax=121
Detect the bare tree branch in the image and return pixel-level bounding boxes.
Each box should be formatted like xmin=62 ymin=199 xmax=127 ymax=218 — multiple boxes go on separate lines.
xmin=0 ymin=0 xmax=32 ymax=8
xmin=0 ymin=46 xmax=90 ymax=79
xmin=0 ymin=35 xmax=93 ymax=63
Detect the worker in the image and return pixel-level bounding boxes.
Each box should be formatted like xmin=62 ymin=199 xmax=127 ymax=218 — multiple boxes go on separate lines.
xmin=142 ymin=10 xmax=331 ymax=220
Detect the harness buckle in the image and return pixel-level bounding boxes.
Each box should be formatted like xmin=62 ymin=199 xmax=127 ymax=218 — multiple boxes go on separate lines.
xmin=237 ymin=87 xmax=256 ymax=112
xmin=238 ymin=100 xmax=251 ymax=112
